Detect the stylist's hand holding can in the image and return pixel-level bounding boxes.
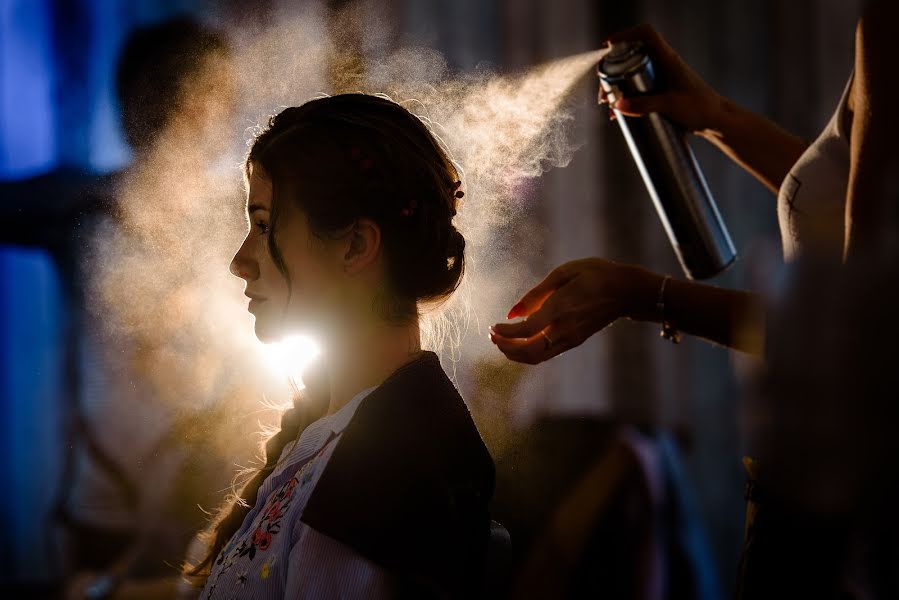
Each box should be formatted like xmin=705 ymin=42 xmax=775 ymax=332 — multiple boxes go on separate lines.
xmin=600 ymin=24 xmax=725 ymax=135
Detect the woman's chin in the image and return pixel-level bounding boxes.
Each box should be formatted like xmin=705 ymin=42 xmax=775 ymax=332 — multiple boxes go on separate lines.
xmin=253 ymin=318 xmax=319 ymax=345
xmin=252 ymin=320 xmax=281 ymax=344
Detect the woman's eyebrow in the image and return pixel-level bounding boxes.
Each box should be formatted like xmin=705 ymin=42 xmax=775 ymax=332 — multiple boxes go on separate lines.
xmin=246 ymin=203 xmax=269 ymax=214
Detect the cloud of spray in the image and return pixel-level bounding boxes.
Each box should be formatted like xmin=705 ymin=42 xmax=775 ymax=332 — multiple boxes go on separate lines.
xmin=350 ymin=44 xmax=606 ymax=362
xmin=87 ymin=3 xmax=605 ymax=470
xmin=87 ymin=137 xmax=276 ymax=467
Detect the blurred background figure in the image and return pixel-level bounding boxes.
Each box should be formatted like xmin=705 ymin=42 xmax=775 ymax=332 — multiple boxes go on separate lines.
xmin=1 ymin=10 xmax=249 ymax=599
xmin=0 ymin=1 xmax=871 ymax=598
xmin=57 ymin=18 xmax=242 ymax=600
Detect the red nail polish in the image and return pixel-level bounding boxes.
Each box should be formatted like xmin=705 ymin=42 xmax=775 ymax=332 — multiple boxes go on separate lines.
xmin=507 ymin=303 xmax=523 ymax=319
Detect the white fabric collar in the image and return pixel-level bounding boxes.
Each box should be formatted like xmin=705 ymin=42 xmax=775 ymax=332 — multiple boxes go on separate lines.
xmin=273 ymin=385 xmax=377 ymax=475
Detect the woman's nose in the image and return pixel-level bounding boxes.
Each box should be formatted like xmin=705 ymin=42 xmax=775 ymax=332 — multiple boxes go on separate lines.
xmin=230 ymin=237 xmax=257 ymax=280
xmin=229 ymin=258 xmax=248 ymax=280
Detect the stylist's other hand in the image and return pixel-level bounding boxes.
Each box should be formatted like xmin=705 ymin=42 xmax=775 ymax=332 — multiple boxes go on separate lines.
xmin=600 ymin=24 xmax=724 ymax=134
xmin=490 ymin=258 xmax=661 ymax=365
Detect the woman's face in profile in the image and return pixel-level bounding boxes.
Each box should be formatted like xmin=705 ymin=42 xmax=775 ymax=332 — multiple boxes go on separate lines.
xmin=230 ymin=164 xmax=343 ymax=343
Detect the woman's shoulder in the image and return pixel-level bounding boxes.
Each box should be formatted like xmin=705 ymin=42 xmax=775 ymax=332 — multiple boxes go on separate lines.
xmin=326 ymin=350 xmax=493 ymax=479
xmin=356 ymin=352 xmax=482 ymax=434
xmin=300 ymin=351 xmax=495 ymax=594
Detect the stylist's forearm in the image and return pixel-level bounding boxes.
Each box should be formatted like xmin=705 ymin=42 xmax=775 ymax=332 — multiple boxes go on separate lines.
xmin=628 ymin=272 xmax=765 ymax=355
xmin=844 ymin=5 xmax=899 ymax=260
xmin=699 ymin=97 xmax=808 ymax=194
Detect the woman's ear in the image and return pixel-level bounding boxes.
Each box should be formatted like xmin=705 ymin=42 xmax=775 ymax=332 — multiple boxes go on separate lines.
xmin=343 ymin=218 xmax=381 ymax=275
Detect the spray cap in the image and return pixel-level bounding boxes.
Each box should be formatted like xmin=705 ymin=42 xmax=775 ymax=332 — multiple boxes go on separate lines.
xmin=597 ymin=41 xmax=649 ymax=79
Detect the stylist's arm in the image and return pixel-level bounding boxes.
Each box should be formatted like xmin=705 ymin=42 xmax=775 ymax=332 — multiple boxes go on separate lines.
xmin=601 ymin=24 xmax=806 ymax=195
xmin=489 ymin=23 xmax=797 ymax=365
xmin=489 ymin=258 xmax=764 ymax=364
xmin=843 ymin=0 xmax=899 ymax=260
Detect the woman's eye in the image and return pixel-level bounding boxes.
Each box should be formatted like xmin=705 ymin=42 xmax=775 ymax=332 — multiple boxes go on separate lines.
xmin=255 ymin=220 xmax=270 ymax=235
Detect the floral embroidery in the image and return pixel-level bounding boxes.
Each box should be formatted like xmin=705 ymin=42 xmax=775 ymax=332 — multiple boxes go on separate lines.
xmin=260 ymin=555 xmax=277 ymax=580
xmin=202 ymin=453 xmax=322 ymax=599
xmin=252 ymin=526 xmax=272 ymax=550
xmin=231 ymin=475 xmax=298 ymax=562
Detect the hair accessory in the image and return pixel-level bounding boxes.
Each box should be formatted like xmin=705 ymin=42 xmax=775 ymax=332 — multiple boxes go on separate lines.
xmin=541 ymin=330 xmax=553 ymax=351
xmin=400 ymin=199 xmax=418 ymax=217
xmin=348 ymin=146 xmax=374 ymax=171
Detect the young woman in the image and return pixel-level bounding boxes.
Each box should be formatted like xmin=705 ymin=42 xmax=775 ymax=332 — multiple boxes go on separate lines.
xmin=184 ymin=94 xmax=495 ymax=598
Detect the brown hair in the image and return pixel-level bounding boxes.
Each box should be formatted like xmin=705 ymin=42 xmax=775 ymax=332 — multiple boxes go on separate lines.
xmin=184 ymin=94 xmax=466 ymax=581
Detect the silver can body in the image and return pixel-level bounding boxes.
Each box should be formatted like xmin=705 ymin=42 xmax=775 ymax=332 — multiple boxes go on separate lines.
xmin=598 ymin=42 xmax=736 ymax=280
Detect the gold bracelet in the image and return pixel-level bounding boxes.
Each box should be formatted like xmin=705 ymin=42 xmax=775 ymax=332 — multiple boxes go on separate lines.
xmin=656 ymin=276 xmax=681 ymax=344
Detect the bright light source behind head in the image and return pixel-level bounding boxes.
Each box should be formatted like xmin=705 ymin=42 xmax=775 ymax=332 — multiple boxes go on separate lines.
xmin=257 ymin=335 xmax=321 ymax=389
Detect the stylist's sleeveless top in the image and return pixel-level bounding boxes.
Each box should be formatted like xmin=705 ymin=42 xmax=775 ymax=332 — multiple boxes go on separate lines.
xmin=777 ymin=74 xmax=853 ymax=262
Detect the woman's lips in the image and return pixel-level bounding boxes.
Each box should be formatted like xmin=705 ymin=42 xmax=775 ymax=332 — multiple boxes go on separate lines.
xmin=245 ymin=292 xmax=267 ymax=312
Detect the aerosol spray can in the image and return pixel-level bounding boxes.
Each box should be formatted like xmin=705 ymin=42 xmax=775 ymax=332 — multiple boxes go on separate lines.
xmin=597 ymin=42 xmax=736 ymax=280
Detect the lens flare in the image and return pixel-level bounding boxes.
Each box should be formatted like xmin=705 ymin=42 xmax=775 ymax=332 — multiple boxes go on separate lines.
xmin=256 ymin=335 xmax=321 ymax=389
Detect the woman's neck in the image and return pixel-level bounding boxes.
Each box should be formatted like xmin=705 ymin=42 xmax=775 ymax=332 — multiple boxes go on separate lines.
xmin=323 ymin=317 xmax=423 ymax=415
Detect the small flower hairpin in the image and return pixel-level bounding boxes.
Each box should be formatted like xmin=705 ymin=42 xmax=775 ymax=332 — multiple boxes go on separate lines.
xmin=349 ymin=146 xmax=374 ymax=171
xmin=400 ymin=199 xmax=418 ymax=217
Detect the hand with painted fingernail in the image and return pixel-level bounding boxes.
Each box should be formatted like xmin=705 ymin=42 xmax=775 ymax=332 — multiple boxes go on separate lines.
xmin=489 ymin=258 xmax=661 ymax=365
xmin=598 ymin=88 xmax=618 ymax=121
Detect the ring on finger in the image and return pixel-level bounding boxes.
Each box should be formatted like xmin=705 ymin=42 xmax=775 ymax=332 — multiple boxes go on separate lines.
xmin=541 ymin=331 xmax=553 ymax=351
